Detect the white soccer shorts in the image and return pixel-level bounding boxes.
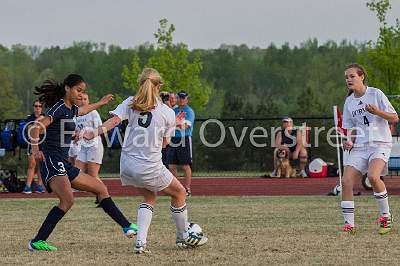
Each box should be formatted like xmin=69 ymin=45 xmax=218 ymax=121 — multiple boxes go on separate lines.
xmin=119 ymin=153 xmax=173 ymax=192
xmin=344 ymin=142 xmax=391 ymax=176
xmin=76 ymin=145 xmax=104 ymax=164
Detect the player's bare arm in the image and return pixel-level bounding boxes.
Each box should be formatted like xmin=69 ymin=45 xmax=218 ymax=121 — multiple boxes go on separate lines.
xmin=78 ymin=94 xmax=114 ymax=116
xmin=83 ymin=115 xmax=121 ymax=140
xmin=365 ymin=104 xmax=398 ymax=123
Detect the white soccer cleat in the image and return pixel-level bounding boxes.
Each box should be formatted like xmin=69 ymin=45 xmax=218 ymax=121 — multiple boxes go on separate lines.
xmin=134 ymin=240 xmax=150 ymax=254
xmin=176 ymin=239 xmax=189 ymax=249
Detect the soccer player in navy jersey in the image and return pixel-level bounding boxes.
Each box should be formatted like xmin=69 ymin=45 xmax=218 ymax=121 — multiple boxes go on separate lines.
xmin=28 ymin=74 xmax=137 ymax=251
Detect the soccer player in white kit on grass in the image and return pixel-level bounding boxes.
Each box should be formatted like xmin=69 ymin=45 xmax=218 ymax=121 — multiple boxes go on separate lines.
xmin=82 ymin=68 xmax=208 ymax=254
xmin=72 ymin=92 xmax=104 ymax=202
xmin=341 ymin=63 xmax=399 ymax=235
xmin=75 ymin=93 xmax=104 ymax=179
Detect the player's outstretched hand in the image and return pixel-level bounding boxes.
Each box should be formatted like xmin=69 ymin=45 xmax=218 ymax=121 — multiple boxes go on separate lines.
xmin=99 ymin=94 xmax=114 ymax=105
xmin=365 ymin=104 xmax=379 ymax=115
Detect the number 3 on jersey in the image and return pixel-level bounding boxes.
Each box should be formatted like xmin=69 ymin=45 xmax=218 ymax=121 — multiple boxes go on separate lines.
xmin=138 ymin=112 xmax=153 ymax=128
xmin=363 ymin=116 xmax=370 ymax=127
xmin=57 ymin=162 xmax=66 ymax=173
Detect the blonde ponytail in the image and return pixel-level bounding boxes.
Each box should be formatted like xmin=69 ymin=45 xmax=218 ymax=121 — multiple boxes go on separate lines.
xmin=131 ymin=68 xmax=163 ymax=112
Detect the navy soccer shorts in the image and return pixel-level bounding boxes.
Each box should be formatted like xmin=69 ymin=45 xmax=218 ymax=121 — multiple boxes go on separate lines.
xmin=39 ymin=152 xmax=80 ymax=192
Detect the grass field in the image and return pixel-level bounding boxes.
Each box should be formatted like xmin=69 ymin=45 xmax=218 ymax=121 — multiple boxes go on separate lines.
xmin=2 ymin=196 xmax=400 ymax=265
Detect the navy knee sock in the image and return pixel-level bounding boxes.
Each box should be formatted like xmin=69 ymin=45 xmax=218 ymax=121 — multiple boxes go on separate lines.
xmin=32 ymin=206 xmax=65 ymax=242
xmin=99 ymin=197 xmax=130 ymax=228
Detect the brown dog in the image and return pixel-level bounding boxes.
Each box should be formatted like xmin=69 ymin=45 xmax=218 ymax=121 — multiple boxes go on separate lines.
xmin=276 ymin=148 xmax=297 ymax=178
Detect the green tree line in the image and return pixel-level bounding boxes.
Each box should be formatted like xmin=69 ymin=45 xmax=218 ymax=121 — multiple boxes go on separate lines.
xmin=0 ymin=39 xmax=361 ymax=120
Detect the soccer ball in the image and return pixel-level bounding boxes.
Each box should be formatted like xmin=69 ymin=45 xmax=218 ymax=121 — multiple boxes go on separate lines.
xmin=185 ymin=222 xmax=208 ymax=247
xmin=187 ymin=223 xmax=204 ymax=240
xmin=332 ymin=184 xmax=342 ymax=196
xmin=188 ymin=223 xmax=203 ymax=235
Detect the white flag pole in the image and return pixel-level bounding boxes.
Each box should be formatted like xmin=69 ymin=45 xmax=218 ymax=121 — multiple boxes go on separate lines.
xmin=333 ymin=106 xmax=343 ymax=187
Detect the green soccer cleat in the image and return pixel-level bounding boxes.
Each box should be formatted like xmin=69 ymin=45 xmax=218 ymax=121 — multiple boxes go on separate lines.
xmin=123 ymin=223 xmax=138 ymax=238
xmin=28 ymin=240 xmax=57 ymax=251
xmin=378 ymin=215 xmax=393 ymax=235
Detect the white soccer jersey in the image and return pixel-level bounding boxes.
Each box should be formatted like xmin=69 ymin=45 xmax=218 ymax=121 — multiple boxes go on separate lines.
xmin=343 ymin=87 xmax=396 ymax=144
xmin=110 ymin=96 xmax=176 ymax=172
xmin=76 ymin=110 xmax=103 ymax=147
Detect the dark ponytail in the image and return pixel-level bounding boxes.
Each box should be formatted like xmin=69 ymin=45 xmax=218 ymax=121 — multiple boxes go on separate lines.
xmin=345 ymin=63 xmax=368 ymax=97
xmin=34 ymin=74 xmax=85 ymax=108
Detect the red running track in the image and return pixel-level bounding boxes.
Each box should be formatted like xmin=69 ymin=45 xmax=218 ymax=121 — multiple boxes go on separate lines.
xmin=2 ymin=176 xmax=400 ymax=199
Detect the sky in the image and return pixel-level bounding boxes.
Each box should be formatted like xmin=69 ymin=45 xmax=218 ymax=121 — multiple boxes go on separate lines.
xmin=1 ymin=0 xmax=400 ymax=49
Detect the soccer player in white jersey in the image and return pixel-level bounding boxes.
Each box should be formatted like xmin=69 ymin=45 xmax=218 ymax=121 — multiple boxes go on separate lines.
xmin=83 ymin=68 xmax=207 ymax=253
xmin=341 ymin=63 xmax=399 ymax=234
xmin=75 ymin=93 xmax=104 ymax=180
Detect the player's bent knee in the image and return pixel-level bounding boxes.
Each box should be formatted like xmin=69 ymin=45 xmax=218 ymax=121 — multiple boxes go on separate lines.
xmin=96 ymin=183 xmax=110 ymax=199
xmin=171 ymin=184 xmax=186 ymax=201
xmin=342 ymin=176 xmax=354 ymax=188
xmin=178 ymin=186 xmax=186 ymax=197
xmin=60 ymin=197 xmax=74 ymax=211
xmin=367 ymin=175 xmax=381 ymax=185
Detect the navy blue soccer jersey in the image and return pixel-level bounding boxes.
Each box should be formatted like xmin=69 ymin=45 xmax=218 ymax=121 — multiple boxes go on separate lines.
xmin=43 ymin=99 xmax=79 ymax=157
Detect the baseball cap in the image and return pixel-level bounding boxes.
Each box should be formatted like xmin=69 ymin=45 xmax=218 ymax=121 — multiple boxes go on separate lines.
xmin=282 ymin=116 xmax=292 ymax=122
xmin=177 ymin=90 xmax=189 ymax=98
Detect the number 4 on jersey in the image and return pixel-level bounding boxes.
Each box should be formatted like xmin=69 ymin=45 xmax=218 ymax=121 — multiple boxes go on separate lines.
xmin=363 ymin=116 xmax=370 ymax=126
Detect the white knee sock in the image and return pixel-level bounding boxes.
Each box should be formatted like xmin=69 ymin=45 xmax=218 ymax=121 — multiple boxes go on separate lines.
xmin=136 ymin=203 xmax=153 ymax=246
xmin=374 ymin=189 xmax=390 ymax=217
xmin=341 ymin=201 xmax=355 ymax=226
xmin=170 ymin=204 xmax=189 ymax=240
